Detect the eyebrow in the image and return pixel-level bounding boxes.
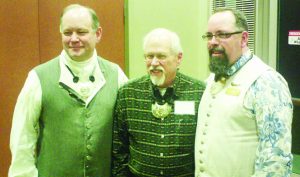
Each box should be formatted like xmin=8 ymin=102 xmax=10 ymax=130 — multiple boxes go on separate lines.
xmin=206 ymin=30 xmax=227 ymax=34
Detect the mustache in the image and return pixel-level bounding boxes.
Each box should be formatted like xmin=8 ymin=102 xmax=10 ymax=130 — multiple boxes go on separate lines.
xmin=149 ymin=66 xmax=164 ymax=72
xmin=209 ymin=48 xmax=225 ymax=54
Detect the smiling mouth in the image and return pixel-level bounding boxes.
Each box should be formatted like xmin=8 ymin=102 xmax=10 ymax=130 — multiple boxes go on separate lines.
xmin=150 ymin=69 xmax=163 ymax=75
xmin=69 ymin=47 xmax=83 ymax=52
xmin=210 ymin=48 xmax=225 ymax=56
xmin=70 ymin=46 xmax=82 ymax=49
xmin=212 ymin=51 xmax=223 ymax=55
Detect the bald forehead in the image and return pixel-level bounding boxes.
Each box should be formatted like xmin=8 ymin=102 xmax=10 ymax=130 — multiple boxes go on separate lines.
xmin=208 ymin=11 xmax=236 ymax=31
xmin=61 ymin=8 xmax=93 ymax=30
xmin=62 ymin=7 xmax=91 ymax=21
xmin=145 ymin=34 xmax=171 ymax=47
xmin=145 ymin=30 xmax=173 ymax=45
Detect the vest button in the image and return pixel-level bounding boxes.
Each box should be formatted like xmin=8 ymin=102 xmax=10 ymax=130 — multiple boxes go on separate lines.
xmin=86 ymin=123 xmax=90 ymax=129
xmin=86 ymin=155 xmax=92 ymax=160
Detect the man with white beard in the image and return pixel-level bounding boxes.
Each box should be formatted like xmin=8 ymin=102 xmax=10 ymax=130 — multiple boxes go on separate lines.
xmin=112 ymin=28 xmax=205 ymax=177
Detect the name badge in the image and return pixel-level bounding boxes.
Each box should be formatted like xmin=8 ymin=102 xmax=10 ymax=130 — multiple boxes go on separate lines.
xmin=174 ymin=101 xmax=195 ymax=115
xmin=225 ymin=87 xmax=241 ymax=96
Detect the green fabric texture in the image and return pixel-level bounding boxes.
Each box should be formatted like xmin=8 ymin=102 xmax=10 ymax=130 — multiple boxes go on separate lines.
xmin=294 ymin=154 xmax=300 ymax=174
xmin=35 ymin=56 xmax=118 ymax=177
xmin=112 ymin=72 xmax=206 ymax=176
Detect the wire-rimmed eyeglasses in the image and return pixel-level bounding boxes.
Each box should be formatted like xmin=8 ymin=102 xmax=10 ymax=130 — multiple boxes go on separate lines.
xmin=144 ymin=53 xmax=168 ymax=64
xmin=202 ymin=31 xmax=243 ymax=41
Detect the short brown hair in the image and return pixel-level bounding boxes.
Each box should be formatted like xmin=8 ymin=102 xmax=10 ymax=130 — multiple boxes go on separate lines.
xmin=214 ymin=7 xmax=248 ymax=31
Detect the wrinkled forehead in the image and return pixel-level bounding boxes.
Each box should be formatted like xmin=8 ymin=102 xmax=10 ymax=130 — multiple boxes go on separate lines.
xmin=207 ymin=11 xmax=237 ymax=32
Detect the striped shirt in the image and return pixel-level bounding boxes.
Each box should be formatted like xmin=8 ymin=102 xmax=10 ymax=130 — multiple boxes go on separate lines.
xmin=112 ymin=72 xmax=205 ymax=177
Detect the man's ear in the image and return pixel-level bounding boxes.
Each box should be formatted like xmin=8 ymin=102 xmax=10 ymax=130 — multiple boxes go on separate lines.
xmin=177 ymin=52 xmax=183 ymax=66
xmin=96 ymin=27 xmax=102 ymax=42
xmin=241 ymin=31 xmax=249 ymax=48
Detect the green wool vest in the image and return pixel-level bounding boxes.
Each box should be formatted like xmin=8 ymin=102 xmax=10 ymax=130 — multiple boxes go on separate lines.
xmin=35 ymin=56 xmax=118 ymax=177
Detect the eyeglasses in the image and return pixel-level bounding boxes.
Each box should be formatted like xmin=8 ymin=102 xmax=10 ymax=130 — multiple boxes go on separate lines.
xmin=202 ymin=31 xmax=243 ymax=41
xmin=144 ymin=53 xmax=168 ymax=63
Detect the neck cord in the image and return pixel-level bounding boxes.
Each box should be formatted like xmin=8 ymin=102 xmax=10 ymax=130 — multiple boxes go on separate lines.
xmin=65 ymin=64 xmax=95 ymax=83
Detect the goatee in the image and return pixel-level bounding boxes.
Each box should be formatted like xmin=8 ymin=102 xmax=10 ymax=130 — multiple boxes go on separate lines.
xmin=149 ymin=66 xmax=166 ymax=86
xmin=209 ymin=48 xmax=230 ymax=81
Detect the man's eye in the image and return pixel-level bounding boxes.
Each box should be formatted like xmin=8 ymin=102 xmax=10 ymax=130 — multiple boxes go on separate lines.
xmin=78 ymin=31 xmax=88 ymax=35
xmin=63 ymin=32 xmax=72 ymax=36
xmin=157 ymin=55 xmax=166 ymax=59
xmin=203 ymin=33 xmax=213 ymax=39
xmin=146 ymin=54 xmax=154 ymax=59
xmin=206 ymin=34 xmax=213 ymax=38
xmin=217 ymin=33 xmax=229 ymax=38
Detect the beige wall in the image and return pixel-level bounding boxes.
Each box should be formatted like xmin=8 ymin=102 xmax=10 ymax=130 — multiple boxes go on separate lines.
xmin=125 ymin=0 xmax=211 ymax=81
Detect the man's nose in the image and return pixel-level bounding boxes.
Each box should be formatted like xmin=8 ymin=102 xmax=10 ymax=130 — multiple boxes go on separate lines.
xmin=209 ymin=36 xmax=219 ymax=45
xmin=151 ymin=57 xmax=160 ymax=65
xmin=70 ymin=33 xmax=79 ymax=41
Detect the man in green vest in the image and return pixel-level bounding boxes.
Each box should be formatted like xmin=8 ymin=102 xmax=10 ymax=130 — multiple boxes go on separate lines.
xmin=112 ymin=28 xmax=205 ymax=176
xmin=9 ymin=4 xmax=127 ymax=177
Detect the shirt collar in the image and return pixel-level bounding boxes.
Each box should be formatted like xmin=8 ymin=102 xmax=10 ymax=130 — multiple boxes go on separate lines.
xmin=61 ymin=49 xmax=98 ymax=73
xmin=227 ymin=49 xmax=253 ymax=76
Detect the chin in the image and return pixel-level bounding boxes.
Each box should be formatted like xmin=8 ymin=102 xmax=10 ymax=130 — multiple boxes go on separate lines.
xmin=150 ymin=75 xmax=165 ymax=86
xmin=69 ymin=55 xmax=85 ymax=61
xmin=70 ymin=51 xmax=83 ymax=56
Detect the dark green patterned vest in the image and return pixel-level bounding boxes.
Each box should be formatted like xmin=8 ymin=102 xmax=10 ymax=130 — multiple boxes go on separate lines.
xmin=35 ymin=56 xmax=118 ymax=177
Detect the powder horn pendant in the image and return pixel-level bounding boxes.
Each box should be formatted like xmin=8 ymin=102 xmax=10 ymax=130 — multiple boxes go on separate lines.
xmin=151 ymin=102 xmax=172 ymax=119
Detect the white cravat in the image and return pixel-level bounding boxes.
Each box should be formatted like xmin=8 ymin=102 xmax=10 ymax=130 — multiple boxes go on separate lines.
xmin=59 ymin=50 xmax=106 ymax=103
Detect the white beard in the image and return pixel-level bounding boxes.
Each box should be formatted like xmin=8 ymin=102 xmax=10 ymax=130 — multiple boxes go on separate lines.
xmin=150 ymin=73 xmax=165 ymax=86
